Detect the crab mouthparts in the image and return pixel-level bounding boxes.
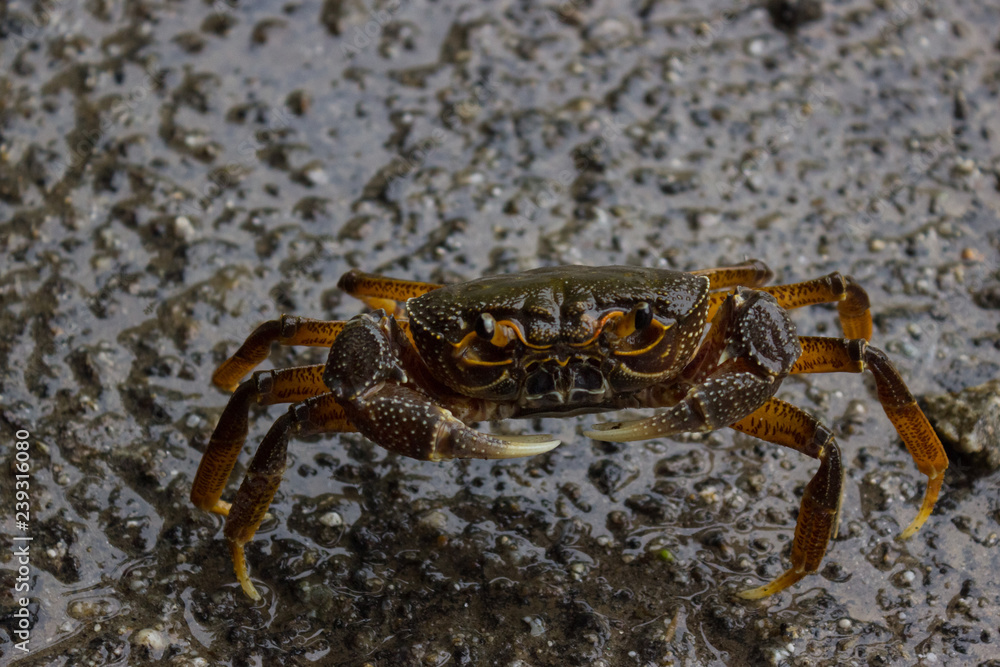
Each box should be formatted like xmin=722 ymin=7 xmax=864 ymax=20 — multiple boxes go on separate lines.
xmin=521 ymin=358 xmax=609 ymax=409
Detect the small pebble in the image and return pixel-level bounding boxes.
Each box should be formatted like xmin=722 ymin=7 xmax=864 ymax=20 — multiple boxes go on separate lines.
xmin=522 ymin=615 xmax=546 ymax=637
xmin=172 ymin=216 xmax=195 ymax=241
xmin=319 ymin=511 xmax=343 ymax=527
xmin=962 ymin=247 xmax=984 ymax=262
xmin=417 ymin=509 xmax=448 ymax=531
xmin=133 ymin=628 xmax=168 ymax=652
xmin=304 ymin=167 xmax=329 ymax=185
xmin=67 ymin=599 xmax=105 ymax=620
xmin=953 ymin=157 xmax=976 ymax=175
xmin=698 ymin=486 xmax=720 ymax=503
xmin=695 ymin=211 xmax=720 ymax=228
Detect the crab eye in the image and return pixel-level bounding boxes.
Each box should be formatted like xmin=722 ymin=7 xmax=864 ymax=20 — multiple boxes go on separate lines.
xmin=474 ymin=313 xmax=496 ymax=341
xmin=633 ymin=302 xmax=653 ymax=330
xmin=614 ymin=302 xmax=655 ymax=338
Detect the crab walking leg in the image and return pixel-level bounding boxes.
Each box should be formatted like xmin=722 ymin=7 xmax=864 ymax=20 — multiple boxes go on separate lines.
xmin=791 ymin=336 xmax=948 ymax=538
xmin=224 ymin=394 xmax=353 ymax=601
xmin=705 ymin=273 xmax=873 ymax=341
xmin=762 ymin=273 xmax=872 ymax=342
xmin=690 ymin=259 xmax=774 ymax=290
xmin=192 ymin=365 xmax=349 ymax=515
xmin=337 ymin=268 xmax=443 ymax=316
xmin=212 ymin=316 xmax=347 ymax=391
xmin=729 ymin=399 xmax=844 ymax=599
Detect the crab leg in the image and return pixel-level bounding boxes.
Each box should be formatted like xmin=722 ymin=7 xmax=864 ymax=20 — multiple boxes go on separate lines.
xmin=729 ymin=398 xmax=844 ymax=600
xmin=192 ymin=365 xmax=349 ymax=516
xmin=337 ymin=269 xmax=443 ymax=316
xmin=763 ymin=274 xmax=873 ymax=342
xmin=705 ymin=272 xmax=873 ymax=341
xmin=791 ymin=336 xmax=948 ymax=538
xmin=691 ymin=259 xmax=773 ymax=289
xmin=212 ymin=316 xmax=348 ymax=391
xmin=212 ymin=269 xmax=440 ymax=392
xmin=223 ymin=393 xmax=352 ymax=601
xmin=224 ymin=309 xmax=560 ymax=601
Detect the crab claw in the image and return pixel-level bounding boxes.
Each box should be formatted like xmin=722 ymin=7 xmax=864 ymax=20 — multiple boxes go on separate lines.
xmin=583 ymin=419 xmax=653 ymax=442
xmin=342 ymin=383 xmax=561 ymax=461
xmin=586 ymin=373 xmax=779 ymax=443
xmin=584 ymin=402 xmax=707 ymax=442
xmin=326 ymin=309 xmax=560 ymax=462
xmin=457 ymin=431 xmax=562 ymax=460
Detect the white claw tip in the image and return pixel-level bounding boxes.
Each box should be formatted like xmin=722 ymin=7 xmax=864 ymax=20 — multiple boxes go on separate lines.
xmin=497 ymin=433 xmax=561 ymax=457
xmin=584 ymin=424 xmax=637 ymax=442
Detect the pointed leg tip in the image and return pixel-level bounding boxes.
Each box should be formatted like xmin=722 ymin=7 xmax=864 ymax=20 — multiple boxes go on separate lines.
xmin=736 ymin=586 xmax=770 ymax=601
xmin=898 ymin=471 xmax=943 ymax=540
xmin=229 ymin=540 xmax=263 ymax=602
xmin=240 ymin=578 xmax=263 ymax=602
xmin=898 ymin=512 xmax=929 ymax=540
xmin=736 ymin=568 xmax=807 ymax=601
xmin=211 ymin=500 xmax=232 ymax=517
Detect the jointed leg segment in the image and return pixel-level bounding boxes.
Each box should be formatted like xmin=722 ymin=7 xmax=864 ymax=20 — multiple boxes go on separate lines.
xmin=704 ymin=271 xmax=873 ymax=342
xmin=191 ymin=365 xmax=347 ymax=516
xmin=224 ymin=394 xmax=353 ymax=600
xmin=760 ymin=273 xmax=872 ymax=341
xmin=337 ymin=269 xmax=443 ymax=316
xmin=791 ymin=336 xmax=948 ymax=538
xmin=729 ymin=335 xmax=946 ymax=598
xmin=212 ymin=316 xmax=347 ymax=391
xmin=730 ymin=399 xmax=844 ymax=599
xmin=691 ymin=259 xmax=774 ymax=290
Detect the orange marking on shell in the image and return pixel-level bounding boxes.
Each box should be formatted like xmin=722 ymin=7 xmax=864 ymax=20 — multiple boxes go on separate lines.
xmin=612 ymin=322 xmax=670 ymax=357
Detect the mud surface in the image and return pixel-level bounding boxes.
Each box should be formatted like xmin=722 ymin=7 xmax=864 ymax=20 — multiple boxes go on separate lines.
xmin=2 ymin=0 xmax=1000 ymax=665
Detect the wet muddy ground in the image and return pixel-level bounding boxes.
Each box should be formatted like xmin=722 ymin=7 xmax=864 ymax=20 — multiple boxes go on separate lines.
xmin=2 ymin=0 xmax=1000 ymax=665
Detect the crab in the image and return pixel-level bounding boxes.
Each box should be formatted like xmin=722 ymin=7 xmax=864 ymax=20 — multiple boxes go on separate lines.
xmin=191 ymin=260 xmax=948 ymax=602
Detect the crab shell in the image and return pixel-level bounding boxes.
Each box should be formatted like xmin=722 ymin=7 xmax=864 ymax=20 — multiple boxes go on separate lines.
xmin=406 ymin=266 xmax=712 ymax=409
